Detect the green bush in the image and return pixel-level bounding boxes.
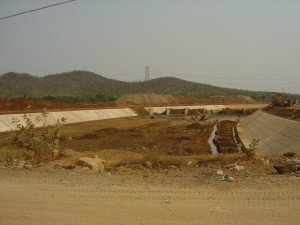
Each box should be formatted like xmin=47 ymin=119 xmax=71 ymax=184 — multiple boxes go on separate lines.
xmin=246 ymin=138 xmax=260 ymax=159
xmin=8 ymin=106 xmax=66 ymax=162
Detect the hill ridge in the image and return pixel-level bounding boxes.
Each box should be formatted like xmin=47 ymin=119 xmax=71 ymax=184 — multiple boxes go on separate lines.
xmin=0 ymin=70 xmax=298 ymax=100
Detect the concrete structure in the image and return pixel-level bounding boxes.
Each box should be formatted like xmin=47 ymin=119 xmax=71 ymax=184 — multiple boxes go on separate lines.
xmin=146 ymin=104 xmax=267 ymax=114
xmin=148 ymin=108 xmax=154 ymax=116
xmin=0 ymin=108 xmax=137 ymax=133
xmin=166 ymin=108 xmax=170 ymax=116
xmin=237 ymin=110 xmax=300 ymax=155
xmin=184 ymin=108 xmax=188 ymax=115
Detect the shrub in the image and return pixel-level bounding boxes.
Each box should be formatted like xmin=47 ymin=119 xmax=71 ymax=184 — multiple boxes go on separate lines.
xmin=246 ymin=138 xmax=260 ymax=159
xmin=8 ymin=106 xmax=66 ymax=162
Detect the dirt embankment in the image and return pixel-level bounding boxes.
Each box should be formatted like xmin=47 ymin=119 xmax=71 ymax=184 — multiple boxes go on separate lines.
xmin=116 ymin=93 xmax=257 ymax=106
xmin=0 ymin=94 xmax=262 ymax=115
xmin=262 ymin=105 xmax=300 ymax=122
xmin=214 ymin=121 xmax=238 ymax=154
xmin=217 ymin=108 xmax=258 ymax=116
xmin=0 ymin=97 xmax=117 ymax=114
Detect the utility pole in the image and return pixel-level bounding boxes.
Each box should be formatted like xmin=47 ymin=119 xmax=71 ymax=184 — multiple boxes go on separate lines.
xmin=145 ymin=65 xmax=149 ymax=81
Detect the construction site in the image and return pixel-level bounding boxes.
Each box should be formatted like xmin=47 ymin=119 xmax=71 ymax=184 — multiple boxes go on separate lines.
xmin=0 ymin=93 xmax=300 ymax=225
xmin=1 ymin=0 xmax=300 ymax=223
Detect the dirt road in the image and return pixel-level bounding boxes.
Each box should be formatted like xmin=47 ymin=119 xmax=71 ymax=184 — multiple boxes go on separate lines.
xmin=1 ymin=169 xmax=299 ymax=225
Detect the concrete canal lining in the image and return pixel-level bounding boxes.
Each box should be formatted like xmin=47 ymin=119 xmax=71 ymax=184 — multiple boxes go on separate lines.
xmin=237 ymin=110 xmax=300 ymax=155
xmin=0 ymin=108 xmax=137 ymax=133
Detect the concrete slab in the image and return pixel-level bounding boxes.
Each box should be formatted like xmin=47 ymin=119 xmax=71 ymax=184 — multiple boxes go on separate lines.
xmin=237 ymin=110 xmax=300 ymax=156
xmin=0 ymin=108 xmax=137 ymax=133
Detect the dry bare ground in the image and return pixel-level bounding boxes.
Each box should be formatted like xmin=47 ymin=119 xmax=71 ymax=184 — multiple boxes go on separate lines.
xmin=0 ymin=167 xmax=299 ymax=225
xmin=1 ymin=106 xmax=300 ymax=225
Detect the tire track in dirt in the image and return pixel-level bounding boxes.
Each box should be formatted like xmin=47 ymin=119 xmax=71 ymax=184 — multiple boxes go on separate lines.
xmin=1 ymin=171 xmax=300 ymax=225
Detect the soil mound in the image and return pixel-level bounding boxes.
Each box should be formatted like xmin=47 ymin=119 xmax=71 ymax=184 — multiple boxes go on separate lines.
xmin=262 ymin=106 xmax=300 ymax=122
xmin=210 ymin=95 xmax=255 ymax=104
xmin=217 ymin=108 xmax=258 ymax=116
xmin=169 ymin=109 xmax=186 ymax=115
xmin=116 ymin=93 xmax=255 ymax=106
xmin=131 ymin=107 xmax=149 ymax=116
xmin=187 ymin=109 xmax=205 ymax=116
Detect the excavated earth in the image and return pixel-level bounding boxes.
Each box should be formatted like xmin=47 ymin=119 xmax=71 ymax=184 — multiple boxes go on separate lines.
xmin=214 ymin=120 xmax=239 ymax=154
xmin=0 ymin=97 xmax=117 ymax=114
xmin=216 ymin=108 xmax=258 ymax=116
xmin=116 ymin=93 xmax=257 ymax=106
xmin=1 ymin=98 xmax=300 ymax=225
xmin=64 ymin=120 xmax=213 ymax=156
xmin=262 ymin=105 xmax=300 ymax=122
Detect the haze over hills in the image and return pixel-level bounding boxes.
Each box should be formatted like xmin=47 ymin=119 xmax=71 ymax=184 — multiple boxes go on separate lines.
xmin=0 ymin=71 xmax=298 ymax=100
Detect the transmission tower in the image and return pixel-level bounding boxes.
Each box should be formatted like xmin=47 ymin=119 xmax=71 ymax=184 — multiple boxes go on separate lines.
xmin=145 ymin=65 xmax=149 ymax=81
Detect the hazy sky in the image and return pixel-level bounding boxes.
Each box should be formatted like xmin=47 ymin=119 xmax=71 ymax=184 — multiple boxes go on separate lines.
xmin=0 ymin=0 xmax=299 ymax=94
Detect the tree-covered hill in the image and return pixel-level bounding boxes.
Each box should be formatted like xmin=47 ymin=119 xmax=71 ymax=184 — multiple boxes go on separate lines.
xmin=0 ymin=70 xmax=298 ymax=100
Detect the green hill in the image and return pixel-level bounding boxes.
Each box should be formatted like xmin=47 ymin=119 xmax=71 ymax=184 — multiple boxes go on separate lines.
xmin=0 ymin=70 xmax=297 ymax=100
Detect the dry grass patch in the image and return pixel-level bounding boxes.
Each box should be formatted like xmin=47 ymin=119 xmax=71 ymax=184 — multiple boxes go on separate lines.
xmin=0 ymin=146 xmax=33 ymax=163
xmin=90 ymin=149 xmax=271 ymax=171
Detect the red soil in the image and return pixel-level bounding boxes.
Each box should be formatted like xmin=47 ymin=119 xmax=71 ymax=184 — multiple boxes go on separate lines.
xmin=0 ymin=97 xmax=116 ymax=114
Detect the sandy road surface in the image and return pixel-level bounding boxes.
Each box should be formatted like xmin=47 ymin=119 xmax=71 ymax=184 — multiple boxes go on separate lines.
xmin=1 ymin=170 xmax=299 ymax=225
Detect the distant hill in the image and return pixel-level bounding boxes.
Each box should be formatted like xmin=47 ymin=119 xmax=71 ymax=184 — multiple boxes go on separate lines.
xmin=0 ymin=71 xmax=140 ymax=98
xmin=0 ymin=70 xmax=298 ymax=100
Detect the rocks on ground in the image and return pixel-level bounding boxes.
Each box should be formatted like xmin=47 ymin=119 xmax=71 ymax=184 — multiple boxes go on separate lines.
xmin=226 ymin=163 xmax=245 ymax=172
xmin=144 ymin=161 xmax=152 ymax=169
xmin=1 ymin=160 xmax=33 ymax=170
xmin=273 ymin=163 xmax=297 ymax=174
xmin=17 ymin=161 xmax=32 ymax=169
xmin=76 ymin=156 xmax=106 ymax=173
xmin=283 ymin=152 xmax=296 ymax=157
xmin=51 ymin=149 xmax=66 ymax=159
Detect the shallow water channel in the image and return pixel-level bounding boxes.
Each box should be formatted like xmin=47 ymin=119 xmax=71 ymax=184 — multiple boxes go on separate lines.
xmin=208 ymin=124 xmax=218 ymax=154
xmin=232 ymin=126 xmax=241 ymax=153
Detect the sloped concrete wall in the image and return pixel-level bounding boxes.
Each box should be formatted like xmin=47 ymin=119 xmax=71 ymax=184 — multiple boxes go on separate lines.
xmin=237 ymin=110 xmax=300 ymax=155
xmin=0 ymin=108 xmax=137 ymax=133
